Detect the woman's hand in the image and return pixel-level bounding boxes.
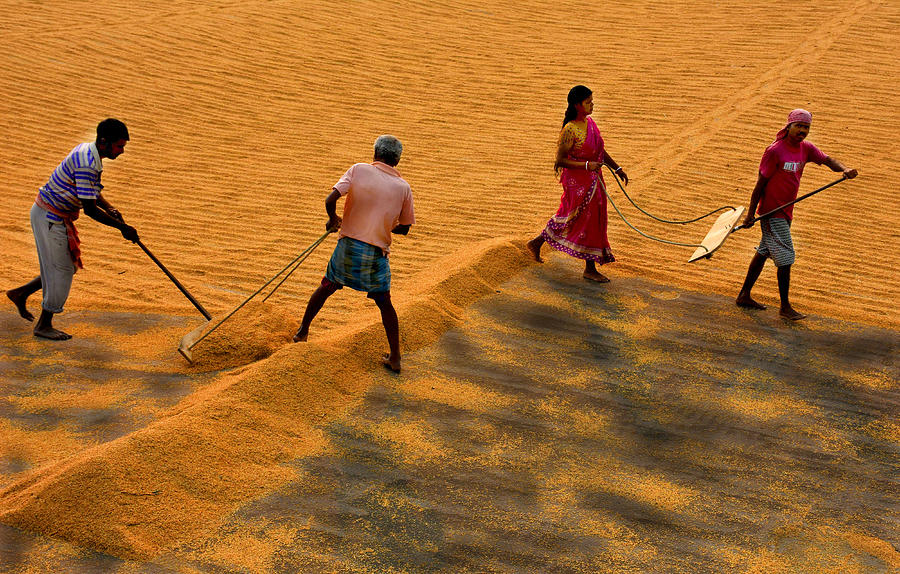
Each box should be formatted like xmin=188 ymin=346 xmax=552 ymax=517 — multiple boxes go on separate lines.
xmin=586 ymin=161 xmax=601 ymax=171
xmin=615 ymin=168 xmax=629 ymax=185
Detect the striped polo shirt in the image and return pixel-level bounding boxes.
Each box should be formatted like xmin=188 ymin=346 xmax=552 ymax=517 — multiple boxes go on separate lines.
xmin=37 ymin=142 xmax=104 ymax=222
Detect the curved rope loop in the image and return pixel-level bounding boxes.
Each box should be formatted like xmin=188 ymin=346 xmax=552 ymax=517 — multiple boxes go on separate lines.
xmin=602 ymin=164 xmax=735 ymax=224
xmin=599 ymin=164 xmax=708 ymax=251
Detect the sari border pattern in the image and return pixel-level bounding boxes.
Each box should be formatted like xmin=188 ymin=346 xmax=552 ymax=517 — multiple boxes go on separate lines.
xmin=541 ymin=175 xmax=616 ymax=264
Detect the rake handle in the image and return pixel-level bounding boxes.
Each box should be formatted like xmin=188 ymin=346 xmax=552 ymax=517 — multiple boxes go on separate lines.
xmin=737 ymin=175 xmax=848 ymax=230
xmin=261 ymin=231 xmax=331 ymax=302
xmin=185 ymin=230 xmax=333 ymax=351
xmin=136 ymin=240 xmax=212 ymax=320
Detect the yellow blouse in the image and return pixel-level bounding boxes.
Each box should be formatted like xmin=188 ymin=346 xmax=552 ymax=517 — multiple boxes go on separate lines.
xmin=559 ymin=121 xmax=588 ymax=151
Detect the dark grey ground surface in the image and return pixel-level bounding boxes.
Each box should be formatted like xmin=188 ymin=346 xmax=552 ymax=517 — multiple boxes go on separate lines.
xmin=2 ymin=258 xmax=898 ymax=572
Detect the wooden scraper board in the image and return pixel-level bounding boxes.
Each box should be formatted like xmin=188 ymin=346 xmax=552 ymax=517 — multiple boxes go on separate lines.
xmin=688 ymin=206 xmax=745 ymax=263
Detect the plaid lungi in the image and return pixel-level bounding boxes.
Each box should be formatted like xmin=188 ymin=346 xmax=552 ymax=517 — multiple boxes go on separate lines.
xmin=756 ymin=217 xmax=795 ymax=267
xmin=325 ymin=236 xmax=391 ymax=293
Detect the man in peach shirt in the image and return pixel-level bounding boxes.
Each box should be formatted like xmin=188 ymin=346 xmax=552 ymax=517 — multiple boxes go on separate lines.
xmin=294 ymin=135 xmax=415 ymax=373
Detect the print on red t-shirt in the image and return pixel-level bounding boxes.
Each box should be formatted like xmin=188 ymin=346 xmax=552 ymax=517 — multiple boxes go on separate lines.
xmin=757 ymin=139 xmax=827 ymax=220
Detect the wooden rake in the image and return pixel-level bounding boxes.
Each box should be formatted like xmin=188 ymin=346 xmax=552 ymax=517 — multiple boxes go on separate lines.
xmin=177 ymin=230 xmax=332 ymax=362
xmin=688 ymin=176 xmax=849 ymax=263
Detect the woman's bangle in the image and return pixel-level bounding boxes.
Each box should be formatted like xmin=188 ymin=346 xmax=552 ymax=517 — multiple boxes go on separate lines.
xmin=585 ymin=161 xmax=589 ymax=170
xmin=615 ymin=166 xmax=623 ymax=173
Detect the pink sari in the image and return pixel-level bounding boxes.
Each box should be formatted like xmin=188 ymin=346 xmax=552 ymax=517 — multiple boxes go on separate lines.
xmin=541 ymin=117 xmax=615 ymax=264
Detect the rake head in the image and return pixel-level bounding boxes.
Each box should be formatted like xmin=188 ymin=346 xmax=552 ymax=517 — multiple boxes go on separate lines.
xmin=177 ymin=321 xmax=209 ymax=363
xmin=688 ymin=206 xmax=745 ymax=263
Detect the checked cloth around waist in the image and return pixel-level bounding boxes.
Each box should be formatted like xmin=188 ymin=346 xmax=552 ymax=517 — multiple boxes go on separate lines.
xmin=326 ymin=236 xmax=391 ymax=293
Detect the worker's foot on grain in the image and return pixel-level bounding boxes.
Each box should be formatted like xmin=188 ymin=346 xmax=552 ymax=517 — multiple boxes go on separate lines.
xmin=33 ymin=325 xmax=72 ymax=340
xmin=736 ymin=295 xmax=767 ymax=310
xmin=779 ymin=307 xmax=806 ymax=321
xmin=583 ymin=270 xmax=610 ymax=283
xmin=7 ymin=289 xmax=34 ymax=321
xmin=382 ymin=352 xmax=401 ymax=373
xmin=526 ymin=238 xmax=544 ymax=263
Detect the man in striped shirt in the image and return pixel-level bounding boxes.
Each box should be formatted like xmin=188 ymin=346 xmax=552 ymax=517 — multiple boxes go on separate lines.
xmin=6 ymin=119 xmax=139 ymax=340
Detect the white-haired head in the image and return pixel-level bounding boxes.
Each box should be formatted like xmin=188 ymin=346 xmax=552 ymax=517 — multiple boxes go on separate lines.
xmin=374 ymin=135 xmax=403 ymax=166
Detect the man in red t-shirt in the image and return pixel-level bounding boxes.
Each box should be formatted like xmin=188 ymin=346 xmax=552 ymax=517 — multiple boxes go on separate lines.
xmin=735 ymin=109 xmax=857 ymax=320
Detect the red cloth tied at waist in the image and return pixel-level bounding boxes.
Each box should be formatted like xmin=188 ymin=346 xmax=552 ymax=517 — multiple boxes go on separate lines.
xmin=34 ymin=194 xmax=83 ymax=269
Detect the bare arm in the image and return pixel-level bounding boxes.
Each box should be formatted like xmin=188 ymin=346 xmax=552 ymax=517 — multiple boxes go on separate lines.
xmin=741 ymin=172 xmax=769 ymax=228
xmin=823 ymin=156 xmax=858 ymax=179
xmin=325 ymin=188 xmax=342 ymax=231
xmin=554 ymin=125 xmax=598 ymax=172
xmin=602 ymin=150 xmax=628 ymax=185
xmin=95 ymin=193 xmax=123 ymax=221
xmin=82 ymin=198 xmax=139 ymax=241
xmin=555 ymin=126 xmax=577 ymax=170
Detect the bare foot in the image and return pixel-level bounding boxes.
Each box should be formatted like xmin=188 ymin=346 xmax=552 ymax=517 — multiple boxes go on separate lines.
xmin=736 ymin=295 xmax=767 ymax=310
xmin=779 ymin=307 xmax=806 ymax=321
xmin=382 ymin=352 xmax=401 ymax=373
xmin=526 ymin=239 xmax=544 ymax=263
xmin=7 ymin=290 xmax=34 ymax=321
xmin=33 ymin=326 xmax=72 ymax=340
xmin=293 ymin=328 xmax=308 ymax=342
xmin=583 ymin=270 xmax=610 ymax=283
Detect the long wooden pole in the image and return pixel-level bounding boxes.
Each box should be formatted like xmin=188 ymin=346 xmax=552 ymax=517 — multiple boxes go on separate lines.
xmin=136 ymin=240 xmax=212 ymax=320
xmin=738 ymin=176 xmax=847 ymax=229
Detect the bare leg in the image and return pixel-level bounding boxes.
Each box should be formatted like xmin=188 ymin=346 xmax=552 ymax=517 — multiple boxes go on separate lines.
xmin=736 ymin=252 xmax=767 ymax=310
xmin=33 ymin=309 xmax=71 ymax=340
xmin=293 ymin=282 xmax=339 ymax=342
xmin=372 ymin=292 xmax=401 ymax=373
xmin=526 ymin=235 xmax=545 ymax=263
xmin=7 ymin=276 xmax=42 ymax=322
xmin=776 ymin=264 xmax=805 ymax=320
xmin=583 ymin=260 xmax=609 ymax=283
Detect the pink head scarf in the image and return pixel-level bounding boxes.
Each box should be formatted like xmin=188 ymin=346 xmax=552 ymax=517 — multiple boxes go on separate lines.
xmin=774 ymin=108 xmax=812 ymax=142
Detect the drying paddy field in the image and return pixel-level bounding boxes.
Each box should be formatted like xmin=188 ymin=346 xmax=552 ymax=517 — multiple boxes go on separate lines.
xmin=1 ymin=0 xmax=897 ymax=571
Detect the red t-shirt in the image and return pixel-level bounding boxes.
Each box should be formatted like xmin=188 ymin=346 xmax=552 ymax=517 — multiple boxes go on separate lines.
xmin=758 ymin=139 xmax=827 ymax=220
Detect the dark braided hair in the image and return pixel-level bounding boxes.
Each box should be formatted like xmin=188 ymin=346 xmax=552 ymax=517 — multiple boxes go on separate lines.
xmin=562 ymin=85 xmax=592 ymax=128
xmin=556 ymin=85 xmax=593 ymax=175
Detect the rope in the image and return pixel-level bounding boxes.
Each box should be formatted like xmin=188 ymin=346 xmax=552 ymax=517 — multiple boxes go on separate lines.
xmin=262 ymin=231 xmax=331 ymax=301
xmin=604 ymin=164 xmax=736 ymax=224
xmin=188 ymin=230 xmax=332 ymax=349
xmin=600 ymin=164 xmax=708 ymax=250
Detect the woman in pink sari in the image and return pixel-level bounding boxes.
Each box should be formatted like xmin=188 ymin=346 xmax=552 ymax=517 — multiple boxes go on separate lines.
xmin=527 ymin=85 xmax=629 ymax=282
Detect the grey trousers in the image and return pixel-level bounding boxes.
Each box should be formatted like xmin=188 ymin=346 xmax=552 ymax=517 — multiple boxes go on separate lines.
xmin=30 ymin=203 xmax=76 ymax=314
